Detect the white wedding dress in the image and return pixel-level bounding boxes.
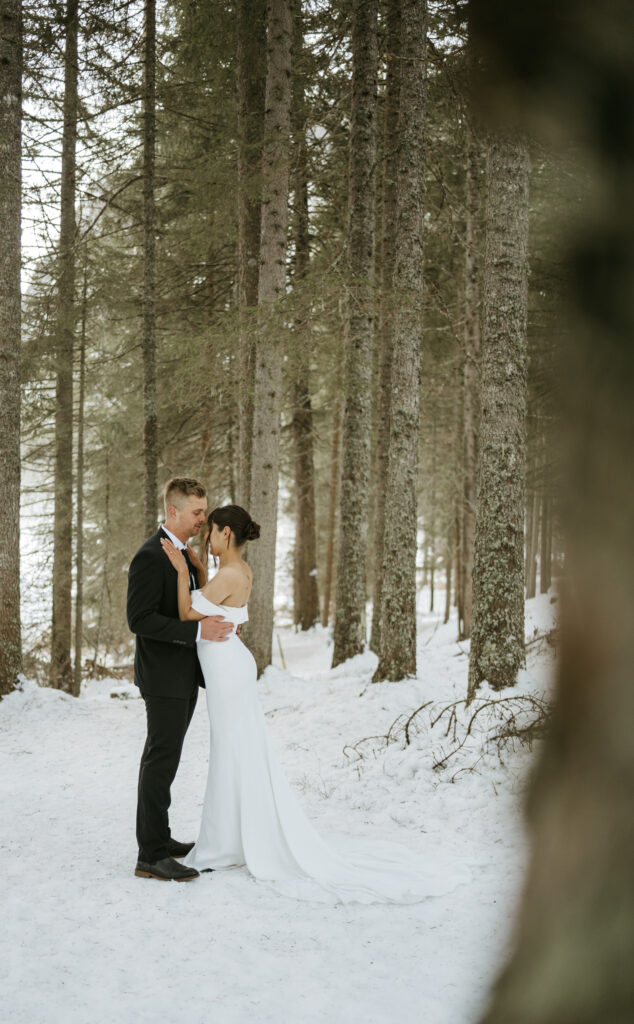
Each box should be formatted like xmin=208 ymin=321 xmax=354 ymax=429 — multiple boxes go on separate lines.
xmin=183 ymin=590 xmax=466 ymax=904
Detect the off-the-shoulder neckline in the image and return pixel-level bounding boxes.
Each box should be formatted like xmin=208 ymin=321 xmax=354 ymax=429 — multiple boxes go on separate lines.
xmin=195 ymin=589 xmax=248 ymax=610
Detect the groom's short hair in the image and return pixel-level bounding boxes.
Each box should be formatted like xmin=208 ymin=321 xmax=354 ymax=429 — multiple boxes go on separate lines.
xmin=163 ymin=477 xmax=207 ymax=513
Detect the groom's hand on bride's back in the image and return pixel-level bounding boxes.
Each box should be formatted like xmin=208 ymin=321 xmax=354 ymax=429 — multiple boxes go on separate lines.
xmin=200 ymin=615 xmax=233 ymax=642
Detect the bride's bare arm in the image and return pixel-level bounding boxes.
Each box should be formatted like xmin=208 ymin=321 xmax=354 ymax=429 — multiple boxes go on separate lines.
xmin=160 ymin=538 xmax=205 ymax=621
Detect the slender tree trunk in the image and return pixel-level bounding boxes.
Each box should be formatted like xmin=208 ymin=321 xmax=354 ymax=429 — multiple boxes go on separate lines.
xmin=467 ymin=131 xmax=529 ymax=699
xmin=540 ymin=491 xmax=552 ymax=593
xmin=236 ymin=0 xmax=266 ymax=506
xmin=525 ymin=473 xmax=539 ymax=599
xmin=429 ymin=412 xmax=437 ymax=613
xmin=91 ymin=452 xmax=110 ymax=671
xmin=470 ymin=4 xmax=634 ymax=1021
xmin=50 ymin=0 xmax=78 ymax=692
xmin=369 ymin=0 xmax=401 ymax=654
xmin=0 ymin=0 xmax=22 ymax=698
xmin=142 ymin=0 xmax=158 ymax=535
xmin=459 ymin=118 xmax=481 ymax=640
xmin=247 ymin=0 xmax=293 ymax=674
xmin=373 ymin=0 xmax=426 ymax=681
xmin=332 ymin=0 xmax=378 ymax=667
xmin=444 ymin=520 xmax=453 ymax=624
xmin=73 ymin=262 xmax=87 ymax=696
xmin=291 ymin=0 xmax=319 ymax=631
xmin=429 ymin=549 xmax=435 ymax=611
xmin=322 ymin=398 xmax=342 ymax=628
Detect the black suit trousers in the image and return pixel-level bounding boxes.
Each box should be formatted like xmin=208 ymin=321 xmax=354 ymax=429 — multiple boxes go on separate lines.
xmin=136 ymin=691 xmax=198 ymax=862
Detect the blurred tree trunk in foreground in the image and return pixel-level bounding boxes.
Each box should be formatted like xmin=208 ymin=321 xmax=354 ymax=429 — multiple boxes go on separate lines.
xmin=50 ymin=0 xmax=78 ymax=693
xmin=470 ymin=1 xmax=634 ymax=1021
xmin=0 ymin=0 xmax=22 ymax=698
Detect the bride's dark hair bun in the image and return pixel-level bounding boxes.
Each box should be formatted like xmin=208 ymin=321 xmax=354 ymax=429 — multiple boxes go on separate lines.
xmin=207 ymin=504 xmax=261 ymax=545
xmin=244 ymin=519 xmax=260 ymax=541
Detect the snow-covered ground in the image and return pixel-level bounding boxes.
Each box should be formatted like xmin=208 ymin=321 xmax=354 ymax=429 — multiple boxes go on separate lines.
xmin=0 ymin=593 xmax=557 ymax=1024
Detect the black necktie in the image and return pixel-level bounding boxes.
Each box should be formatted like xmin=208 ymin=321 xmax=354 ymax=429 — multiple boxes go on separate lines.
xmin=181 ymin=547 xmax=197 ymax=591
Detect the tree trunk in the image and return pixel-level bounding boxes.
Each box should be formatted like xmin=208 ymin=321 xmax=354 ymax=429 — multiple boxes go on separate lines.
xmin=539 ymin=491 xmax=552 ymax=593
xmin=91 ymin=452 xmax=111 ymax=671
xmin=444 ymin=522 xmax=453 ymax=625
xmin=247 ymin=0 xmax=293 ymax=674
xmin=373 ymin=0 xmax=426 ymax=682
xmin=469 ymin=3 xmax=634 ymax=1020
xmin=0 ymin=0 xmax=22 ymax=698
xmin=459 ymin=117 xmax=481 ymax=640
xmin=467 ymin=131 xmax=529 ymax=699
xmin=142 ymin=0 xmax=158 ymax=535
xmin=332 ymin=0 xmax=378 ymax=667
xmin=236 ymin=0 xmax=266 ymax=506
xmin=525 ymin=475 xmax=539 ymax=599
xmin=321 ymin=398 xmax=342 ymax=628
xmin=429 ymin=411 xmax=437 ymax=612
xmin=73 ymin=261 xmax=87 ymax=696
xmin=290 ymin=0 xmax=319 ymax=631
xmin=50 ymin=0 xmax=78 ymax=693
xmin=369 ymin=0 xmax=401 ymax=655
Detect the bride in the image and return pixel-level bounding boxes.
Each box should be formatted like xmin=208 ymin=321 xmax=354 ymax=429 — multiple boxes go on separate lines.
xmin=160 ymin=504 xmax=464 ymax=904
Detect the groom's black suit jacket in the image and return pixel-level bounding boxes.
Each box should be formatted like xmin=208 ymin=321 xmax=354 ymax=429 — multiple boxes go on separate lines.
xmin=127 ymin=527 xmax=204 ymax=699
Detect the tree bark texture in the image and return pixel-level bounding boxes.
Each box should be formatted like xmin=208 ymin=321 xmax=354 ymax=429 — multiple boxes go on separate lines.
xmin=50 ymin=0 xmax=78 ymax=692
xmin=469 ymin=2 xmax=634 ymax=1019
xmin=373 ymin=0 xmax=426 ymax=682
xmin=236 ymin=0 xmax=266 ymax=506
xmin=247 ymin=0 xmax=293 ymax=674
xmin=369 ymin=0 xmax=401 ymax=655
xmin=332 ymin=0 xmax=378 ymax=667
xmin=73 ymin=263 xmax=87 ymax=696
xmin=290 ymin=0 xmax=319 ymax=631
xmin=321 ymin=398 xmax=342 ymax=628
xmin=539 ymin=491 xmax=552 ymax=593
xmin=142 ymin=0 xmax=158 ymax=535
xmin=459 ymin=120 xmax=481 ymax=640
xmin=467 ymin=131 xmax=529 ymax=699
xmin=525 ymin=471 xmax=539 ymax=600
xmin=0 ymin=0 xmax=22 ymax=698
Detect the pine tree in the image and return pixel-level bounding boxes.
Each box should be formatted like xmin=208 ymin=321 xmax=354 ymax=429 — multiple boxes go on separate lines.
xmin=236 ymin=0 xmax=266 ymax=505
xmin=373 ymin=0 xmax=427 ymax=682
xmin=142 ymin=0 xmax=158 ymax=535
xmin=247 ymin=0 xmax=293 ymax=674
xmin=332 ymin=0 xmax=378 ymax=666
xmin=290 ymin=0 xmax=319 ymax=631
xmin=467 ymin=129 xmax=529 ymax=698
xmin=458 ymin=101 xmax=481 ymax=640
xmin=369 ymin=0 xmax=401 ymax=655
xmin=50 ymin=0 xmax=79 ymax=693
xmin=0 ymin=0 xmax=22 ymax=698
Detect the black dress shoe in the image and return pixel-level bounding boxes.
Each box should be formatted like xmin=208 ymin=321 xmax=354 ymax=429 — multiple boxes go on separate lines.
xmin=166 ymin=838 xmax=195 ymax=859
xmin=134 ymin=856 xmax=199 ymax=882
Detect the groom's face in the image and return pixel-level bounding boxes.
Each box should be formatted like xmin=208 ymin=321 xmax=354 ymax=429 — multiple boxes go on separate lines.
xmin=173 ymin=494 xmax=209 ymax=540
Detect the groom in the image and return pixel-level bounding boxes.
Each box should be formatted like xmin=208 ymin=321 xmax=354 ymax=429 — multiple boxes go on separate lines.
xmin=127 ymin=477 xmax=232 ymax=881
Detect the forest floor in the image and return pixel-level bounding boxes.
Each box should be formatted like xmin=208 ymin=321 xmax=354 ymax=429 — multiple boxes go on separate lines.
xmin=0 ymin=592 xmax=557 ymax=1024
